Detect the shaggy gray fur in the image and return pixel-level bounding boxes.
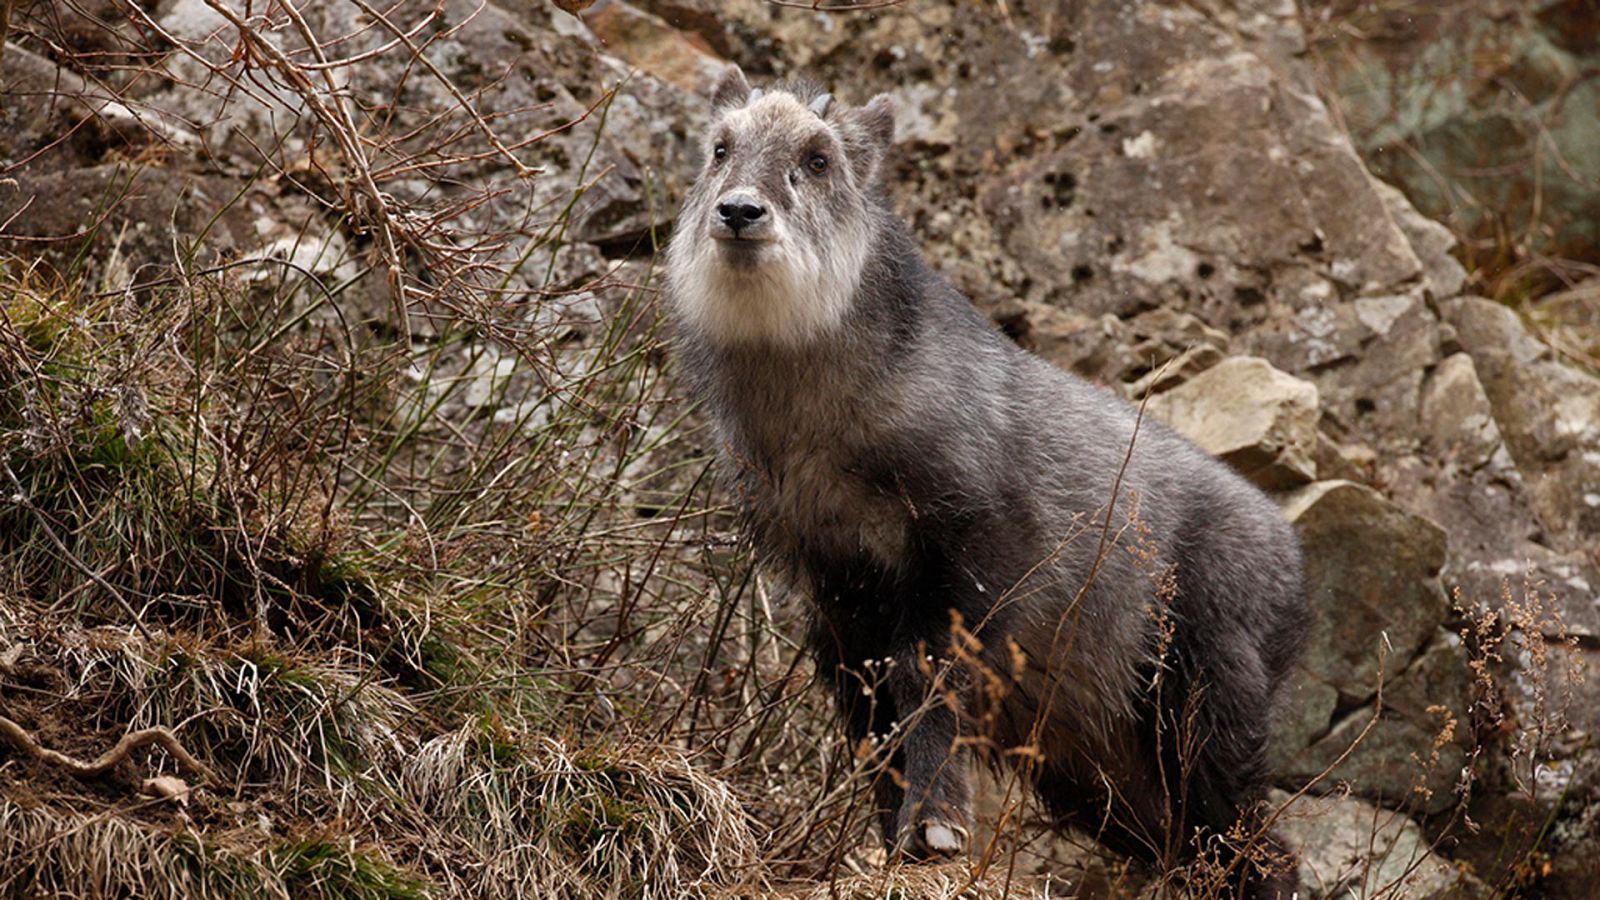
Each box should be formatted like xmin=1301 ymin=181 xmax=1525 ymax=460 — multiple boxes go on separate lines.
xmin=667 ymin=66 xmax=1309 ymax=897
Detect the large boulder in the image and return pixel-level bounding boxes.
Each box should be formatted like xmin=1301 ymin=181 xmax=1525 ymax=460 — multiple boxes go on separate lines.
xmin=1144 ymin=356 xmax=1319 ymax=489
xmin=1278 ymin=480 xmax=1450 ymax=700
xmin=659 ymin=0 xmax=1437 ymax=330
xmin=1270 ymin=481 xmax=1477 ymax=813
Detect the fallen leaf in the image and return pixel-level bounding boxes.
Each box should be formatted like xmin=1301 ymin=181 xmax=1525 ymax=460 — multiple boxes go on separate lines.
xmin=142 ymin=775 xmax=192 ymax=807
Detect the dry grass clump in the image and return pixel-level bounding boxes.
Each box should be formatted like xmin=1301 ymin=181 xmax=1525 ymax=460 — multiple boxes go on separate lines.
xmin=0 ymin=262 xmax=384 ymax=641
xmin=402 ymin=730 xmax=766 ymax=899
xmin=2 ymin=596 xmax=776 ymax=899
xmin=0 ymin=800 xmax=426 ymax=900
xmin=0 ymin=243 xmax=775 ymax=893
xmin=54 ymin=630 xmax=415 ymax=797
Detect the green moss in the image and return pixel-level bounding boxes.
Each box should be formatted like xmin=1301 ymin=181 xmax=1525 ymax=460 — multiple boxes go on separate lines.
xmin=239 ymin=649 xmax=324 ymax=692
xmin=315 ymin=552 xmax=379 ymax=607
xmin=270 ymin=839 xmax=431 ymax=900
xmin=1 ymin=283 xmax=99 ymax=360
xmin=472 ymin=710 xmax=521 ymax=766
xmin=554 ymin=755 xmax=655 ymax=852
xmin=561 ymin=793 xmax=645 ymax=848
xmin=162 ymin=833 xmax=270 ymax=895
xmin=418 ymin=632 xmax=465 ymax=686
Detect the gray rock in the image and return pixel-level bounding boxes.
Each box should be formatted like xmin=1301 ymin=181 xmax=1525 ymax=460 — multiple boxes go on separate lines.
xmin=1 ymin=45 xmax=94 ymax=167
xmin=1019 ymin=306 xmax=1136 ymax=384
xmin=1277 ymin=480 xmax=1450 ymax=703
xmin=974 ymin=55 xmax=1424 ymax=318
xmin=0 ymin=44 xmax=199 ymax=170
xmin=1122 ymin=344 xmax=1224 ymax=400
xmin=1312 ymin=434 xmax=1379 ymax=485
xmin=1442 ymin=298 xmax=1600 ymax=532
xmin=1271 ymin=790 xmax=1482 ymax=898
xmin=129 ymin=0 xmax=698 ymax=296
xmin=460 ymin=346 xmax=517 ymax=410
xmin=1281 ymin=632 xmax=1473 ymax=815
xmin=1271 ymin=668 xmax=1340 ymax=767
xmin=628 ymin=0 xmax=736 ymax=58
xmin=1119 ymin=308 xmax=1230 ymax=397
xmin=1371 ymin=177 xmax=1469 ymax=300
xmin=1420 ymin=352 xmax=1511 ymax=472
xmin=0 ymin=164 xmax=257 ymax=280
xmin=1299 ymin=291 xmax=1443 ymax=450
xmin=695 ymin=0 xmax=1430 ymax=325
xmin=1244 ymin=289 xmax=1446 ymax=457
xmin=1145 ymin=356 xmax=1319 ymax=489
xmin=1021 ymin=305 xmax=1230 ymax=394
xmin=582 ymin=2 xmax=725 ymax=92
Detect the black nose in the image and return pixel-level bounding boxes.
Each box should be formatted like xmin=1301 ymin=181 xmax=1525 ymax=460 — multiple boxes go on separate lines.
xmin=717 ymin=200 xmax=766 ymax=232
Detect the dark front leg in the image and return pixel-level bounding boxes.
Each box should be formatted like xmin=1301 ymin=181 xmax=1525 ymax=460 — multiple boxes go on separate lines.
xmin=884 ymin=648 xmax=972 ymax=859
xmin=810 ymin=581 xmax=975 ymax=858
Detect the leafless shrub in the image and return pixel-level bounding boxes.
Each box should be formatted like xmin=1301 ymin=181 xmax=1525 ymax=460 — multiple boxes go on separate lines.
xmin=402 ymin=729 xmax=765 ymax=899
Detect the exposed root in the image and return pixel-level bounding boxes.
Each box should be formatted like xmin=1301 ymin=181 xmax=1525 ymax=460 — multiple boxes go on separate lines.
xmin=0 ymin=715 xmax=217 ymax=785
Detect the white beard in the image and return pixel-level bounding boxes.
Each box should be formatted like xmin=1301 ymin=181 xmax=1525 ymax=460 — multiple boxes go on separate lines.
xmin=667 ymin=214 xmax=868 ymax=347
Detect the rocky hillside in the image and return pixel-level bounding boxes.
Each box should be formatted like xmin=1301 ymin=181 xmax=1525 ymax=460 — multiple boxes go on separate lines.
xmin=0 ymin=0 xmax=1595 ymax=897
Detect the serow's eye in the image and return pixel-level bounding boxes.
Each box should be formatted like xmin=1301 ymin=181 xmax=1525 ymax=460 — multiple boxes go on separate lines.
xmin=807 ymin=154 xmax=828 ymax=175
xmin=713 ymin=143 xmax=728 ymax=162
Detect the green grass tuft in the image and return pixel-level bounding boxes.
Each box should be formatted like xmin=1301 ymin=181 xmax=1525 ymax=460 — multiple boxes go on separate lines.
xmin=271 ymin=840 xmax=432 ymax=900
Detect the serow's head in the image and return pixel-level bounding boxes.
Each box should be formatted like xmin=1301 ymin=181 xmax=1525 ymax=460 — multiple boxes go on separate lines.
xmin=668 ymin=66 xmax=896 ymax=347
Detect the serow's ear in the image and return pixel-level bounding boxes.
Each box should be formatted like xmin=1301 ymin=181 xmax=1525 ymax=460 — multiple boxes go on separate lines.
xmin=844 ymin=93 xmax=896 ymax=182
xmin=857 ymin=94 xmax=896 ymax=155
xmin=710 ymin=65 xmax=752 ymax=116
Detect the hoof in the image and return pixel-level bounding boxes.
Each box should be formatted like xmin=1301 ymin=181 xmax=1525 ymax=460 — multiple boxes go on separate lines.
xmin=897 ymin=818 xmax=969 ymax=860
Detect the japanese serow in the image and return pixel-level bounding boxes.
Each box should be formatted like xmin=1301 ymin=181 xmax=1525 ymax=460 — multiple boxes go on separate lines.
xmin=666 ymin=67 xmax=1309 ymax=898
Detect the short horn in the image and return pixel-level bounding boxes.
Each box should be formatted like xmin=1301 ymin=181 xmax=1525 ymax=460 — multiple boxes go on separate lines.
xmin=809 ymin=93 xmax=833 ymax=117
